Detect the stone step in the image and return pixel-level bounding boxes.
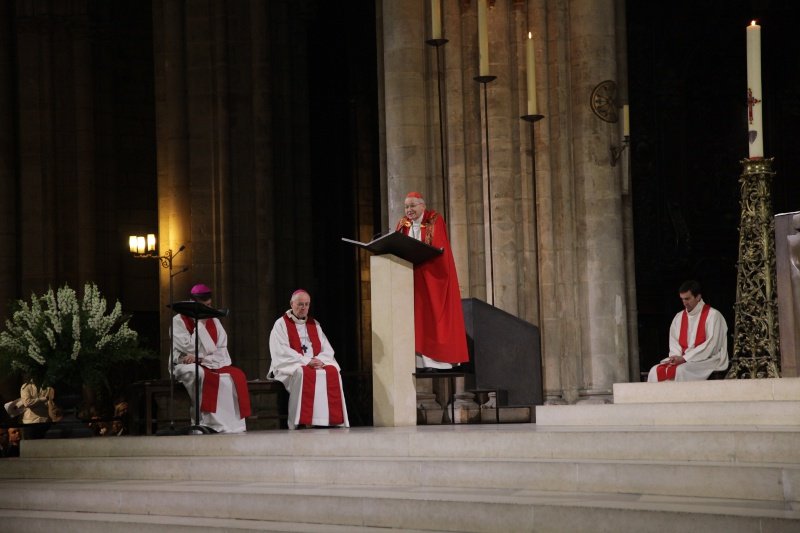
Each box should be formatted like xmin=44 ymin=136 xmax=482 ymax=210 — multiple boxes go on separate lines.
xmin=0 ymin=479 xmax=797 ymax=533
xmin=535 ymin=401 xmax=800 ymax=427
xmin=613 ymin=377 xmax=800 ymax=404
xmin=478 ymin=405 xmax=531 ymax=423
xmin=15 ymin=426 xmax=800 ymax=464
xmin=1 ymin=455 xmax=797 ymax=503
xmin=0 ymin=509 xmax=432 ymax=533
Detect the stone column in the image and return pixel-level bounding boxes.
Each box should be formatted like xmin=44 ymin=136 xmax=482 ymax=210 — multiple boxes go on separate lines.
xmin=381 ymin=0 xmax=427 ymax=216
xmin=153 ymin=0 xmax=193 ymax=361
xmin=568 ymin=0 xmax=629 ymax=400
xmin=0 ymin=5 xmax=16 ymax=400
xmin=531 ymin=0 xmax=585 ymax=404
xmin=0 ymin=4 xmax=16 ymax=313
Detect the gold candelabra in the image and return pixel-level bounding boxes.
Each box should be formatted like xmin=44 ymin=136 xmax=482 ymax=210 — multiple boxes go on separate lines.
xmin=727 ymin=157 xmax=781 ymax=379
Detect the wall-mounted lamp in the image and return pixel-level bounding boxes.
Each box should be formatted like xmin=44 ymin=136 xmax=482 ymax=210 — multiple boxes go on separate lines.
xmin=127 ymin=233 xmax=188 ymax=434
xmin=610 ymin=104 xmax=630 ymax=167
xmin=610 ymin=135 xmax=630 ymax=167
xmin=128 ymin=234 xmax=187 ymax=273
xmin=129 ymin=234 xmax=157 ymax=257
xmin=590 ymin=82 xmax=631 ymax=168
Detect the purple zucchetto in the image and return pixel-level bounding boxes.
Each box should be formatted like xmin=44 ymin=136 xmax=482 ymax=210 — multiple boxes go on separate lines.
xmin=190 ymin=284 xmax=212 ymax=300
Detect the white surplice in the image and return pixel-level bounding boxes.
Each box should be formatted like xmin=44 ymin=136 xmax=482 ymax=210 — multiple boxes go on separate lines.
xmin=268 ymin=311 xmax=349 ymax=429
xmin=172 ymin=315 xmax=246 ymax=433
xmin=647 ymin=300 xmax=729 ymax=382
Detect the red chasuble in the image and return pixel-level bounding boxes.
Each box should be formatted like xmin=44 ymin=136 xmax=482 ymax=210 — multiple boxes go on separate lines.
xmin=655 ymin=304 xmax=712 ymax=382
xmin=395 ymin=210 xmax=469 ymax=364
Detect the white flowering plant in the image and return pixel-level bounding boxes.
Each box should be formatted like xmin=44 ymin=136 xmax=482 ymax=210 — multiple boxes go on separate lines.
xmin=0 ymin=282 xmax=153 ymax=396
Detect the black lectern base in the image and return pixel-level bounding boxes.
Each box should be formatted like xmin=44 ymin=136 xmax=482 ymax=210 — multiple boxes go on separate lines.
xmin=155 ymin=425 xmax=182 ymax=436
xmin=187 ymin=425 xmax=215 ymax=435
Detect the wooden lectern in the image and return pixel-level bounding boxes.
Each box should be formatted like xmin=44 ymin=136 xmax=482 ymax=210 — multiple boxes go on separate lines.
xmin=342 ymin=232 xmax=442 ymax=426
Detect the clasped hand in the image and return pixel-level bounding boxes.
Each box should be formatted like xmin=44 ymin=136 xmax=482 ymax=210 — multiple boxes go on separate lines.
xmin=307 ymin=358 xmax=325 ymax=369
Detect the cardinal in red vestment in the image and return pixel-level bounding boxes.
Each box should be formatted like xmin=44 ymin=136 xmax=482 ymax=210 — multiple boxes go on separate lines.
xmin=395 ymin=192 xmax=469 ymax=370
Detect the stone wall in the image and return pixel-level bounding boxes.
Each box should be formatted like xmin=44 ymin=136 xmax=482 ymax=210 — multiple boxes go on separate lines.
xmin=378 ymin=0 xmax=638 ymax=402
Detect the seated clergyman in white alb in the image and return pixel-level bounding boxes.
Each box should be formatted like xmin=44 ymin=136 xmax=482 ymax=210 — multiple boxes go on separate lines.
xmin=268 ymin=289 xmax=349 ymax=429
xmin=172 ymin=284 xmax=251 ymax=433
xmin=648 ymin=280 xmax=729 ymax=382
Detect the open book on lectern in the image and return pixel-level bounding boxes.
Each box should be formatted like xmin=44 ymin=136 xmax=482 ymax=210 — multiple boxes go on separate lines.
xmin=341 ymin=231 xmax=443 ymax=265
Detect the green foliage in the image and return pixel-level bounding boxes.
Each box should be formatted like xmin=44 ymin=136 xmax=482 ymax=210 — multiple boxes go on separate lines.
xmin=0 ymin=283 xmax=155 ymax=397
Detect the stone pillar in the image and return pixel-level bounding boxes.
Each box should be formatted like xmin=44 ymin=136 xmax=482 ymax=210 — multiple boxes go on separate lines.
xmin=242 ymin=0 xmax=275 ymax=378
xmin=381 ymin=0 xmax=427 ymax=217
xmin=371 ymin=254 xmax=417 ymax=427
xmin=569 ymin=0 xmax=629 ymax=400
xmin=0 ymin=4 xmax=16 ymax=313
xmin=0 ymin=4 xmax=17 ymax=400
xmin=14 ymin=3 xmax=101 ymax=294
xmin=153 ymin=0 xmax=193 ymax=362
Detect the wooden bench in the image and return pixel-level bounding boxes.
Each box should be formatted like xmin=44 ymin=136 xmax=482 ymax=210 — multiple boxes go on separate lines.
xmin=130 ymin=378 xmax=288 ymax=434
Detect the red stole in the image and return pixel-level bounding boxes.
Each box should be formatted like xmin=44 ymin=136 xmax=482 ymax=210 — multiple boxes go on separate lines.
xmin=180 ymin=315 xmax=219 ymax=344
xmin=282 ymin=314 xmax=344 ymax=426
xmin=200 ymin=366 xmax=252 ymax=418
xmin=656 ymin=304 xmax=712 ymax=382
xmin=678 ymin=304 xmax=710 ymax=354
xmin=298 ymin=366 xmax=345 ymax=426
xmin=395 ymin=211 xmax=438 ymax=246
xmin=180 ymin=315 xmax=251 ymax=418
xmin=282 ymin=314 xmax=322 ymax=356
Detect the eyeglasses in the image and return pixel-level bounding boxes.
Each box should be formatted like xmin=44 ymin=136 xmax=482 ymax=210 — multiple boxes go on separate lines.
xmin=293 ymin=302 xmax=310 ymax=307
xmin=404 ymin=203 xmax=422 ymax=209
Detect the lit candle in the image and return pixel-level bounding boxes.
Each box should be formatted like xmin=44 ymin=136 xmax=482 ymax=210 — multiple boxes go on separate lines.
xmin=525 ymin=32 xmax=537 ymax=115
xmin=478 ymin=0 xmax=489 ymax=76
xmin=746 ymin=20 xmax=763 ymax=158
xmin=431 ymin=0 xmax=442 ymax=40
xmin=622 ymin=104 xmax=630 ymax=137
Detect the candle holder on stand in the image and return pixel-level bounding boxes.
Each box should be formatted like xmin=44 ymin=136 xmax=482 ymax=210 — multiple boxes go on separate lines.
xmin=521 ymin=114 xmax=544 ymax=124
xmin=727 ymin=157 xmax=781 ymax=379
xmin=427 ymin=37 xmax=450 ymax=224
xmin=520 ymin=113 xmax=545 ymax=348
xmin=475 ymin=74 xmax=497 ymax=305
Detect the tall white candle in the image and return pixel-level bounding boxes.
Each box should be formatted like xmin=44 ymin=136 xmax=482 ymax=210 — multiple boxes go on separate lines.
xmin=431 ymin=0 xmax=442 ymax=40
xmin=746 ymin=20 xmax=763 ymax=158
xmin=623 ymin=104 xmax=630 ymax=137
xmin=526 ymin=32 xmax=537 ymax=115
xmin=478 ymin=0 xmax=489 ymax=76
